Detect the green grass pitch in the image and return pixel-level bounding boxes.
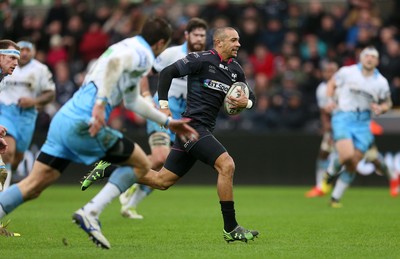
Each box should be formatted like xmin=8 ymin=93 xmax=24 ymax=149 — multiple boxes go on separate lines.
xmin=1 ymin=185 xmax=399 ymax=259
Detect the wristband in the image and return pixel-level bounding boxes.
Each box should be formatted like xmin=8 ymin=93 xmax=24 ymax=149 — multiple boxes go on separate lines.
xmin=159 ymin=100 xmax=169 ymax=109
xmin=96 ymin=97 xmax=108 ymax=105
xmin=246 ymin=100 xmax=253 ymax=109
xmin=164 ymin=116 xmax=172 ymax=127
xmin=144 ymin=95 xmax=153 ymax=104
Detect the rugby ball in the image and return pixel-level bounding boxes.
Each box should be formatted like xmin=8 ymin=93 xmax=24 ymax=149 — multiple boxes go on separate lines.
xmin=223 ymin=82 xmax=250 ymax=115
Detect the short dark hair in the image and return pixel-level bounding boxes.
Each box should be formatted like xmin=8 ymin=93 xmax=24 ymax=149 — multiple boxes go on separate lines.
xmin=141 ymin=17 xmax=172 ymax=46
xmin=186 ymin=18 xmax=208 ymax=33
xmin=0 ymin=39 xmax=20 ymax=51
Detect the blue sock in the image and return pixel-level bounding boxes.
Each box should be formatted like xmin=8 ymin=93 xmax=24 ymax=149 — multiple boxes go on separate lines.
xmin=140 ymin=184 xmax=154 ymax=195
xmin=339 ymin=171 xmax=356 ymax=184
xmin=0 ymin=184 xmax=24 ymax=214
xmin=109 ymin=166 xmax=137 ymax=192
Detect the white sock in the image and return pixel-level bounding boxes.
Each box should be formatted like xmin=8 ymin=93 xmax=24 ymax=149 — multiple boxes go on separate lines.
xmin=3 ymin=164 xmax=12 ymax=190
xmin=316 ymin=168 xmax=325 ymax=189
xmin=83 ymin=183 xmax=120 ymax=217
xmin=0 ymin=206 xmax=6 ymax=218
xmin=126 ymin=186 xmax=147 ymax=209
xmin=331 ymin=178 xmax=349 ymax=201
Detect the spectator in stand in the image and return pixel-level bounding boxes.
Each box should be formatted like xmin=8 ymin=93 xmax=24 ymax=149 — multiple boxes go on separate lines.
xmin=317 ymin=14 xmax=346 ymax=48
xmin=54 ymin=61 xmax=78 ymax=108
xmin=302 ymin=0 xmax=325 ymax=35
xmin=285 ymin=3 xmax=304 ymax=32
xmin=259 ymin=18 xmax=286 ymax=54
xmin=345 ymin=8 xmax=381 ymax=50
xmin=79 ymin=21 xmax=110 ymax=66
xmin=249 ymin=44 xmax=275 ymax=79
xmin=200 ymin=0 xmax=239 ymax=27
xmin=238 ymin=17 xmax=263 ymax=56
xmin=63 ymin=15 xmax=85 ymax=74
xmin=261 ymin=0 xmax=289 ymax=22
xmin=300 ymin=34 xmax=327 ymax=66
xmin=281 ymin=89 xmax=307 ymax=130
xmin=44 ymin=0 xmax=69 ymax=31
xmin=46 ymin=34 xmax=68 ymax=71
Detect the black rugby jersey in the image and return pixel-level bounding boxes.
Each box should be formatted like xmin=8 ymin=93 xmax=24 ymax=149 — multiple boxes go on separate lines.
xmin=162 ymin=49 xmax=256 ymax=131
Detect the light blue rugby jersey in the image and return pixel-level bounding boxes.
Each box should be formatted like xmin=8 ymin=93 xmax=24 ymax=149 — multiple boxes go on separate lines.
xmin=60 ymin=36 xmax=155 ymax=123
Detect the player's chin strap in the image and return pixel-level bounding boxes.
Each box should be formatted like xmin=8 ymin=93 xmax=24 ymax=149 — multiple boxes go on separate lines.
xmin=0 ymin=49 xmax=20 ymax=59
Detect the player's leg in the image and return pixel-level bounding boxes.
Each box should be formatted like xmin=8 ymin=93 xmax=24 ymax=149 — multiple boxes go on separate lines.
xmin=364 ymin=145 xmax=399 ymax=197
xmin=120 ymin=94 xmax=184 ymax=218
xmin=0 ymin=152 xmax=64 ymax=236
xmin=75 ymin=138 xmax=150 ymax=249
xmin=306 ymin=132 xmax=333 ymax=197
xmin=119 ymin=131 xmax=170 ymax=219
xmin=189 ymin=133 xmax=258 ymax=242
xmin=0 ymin=135 xmax=16 ymax=191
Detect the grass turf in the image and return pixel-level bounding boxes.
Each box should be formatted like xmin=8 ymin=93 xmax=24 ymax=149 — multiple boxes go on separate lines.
xmin=1 ymin=185 xmax=399 ymax=259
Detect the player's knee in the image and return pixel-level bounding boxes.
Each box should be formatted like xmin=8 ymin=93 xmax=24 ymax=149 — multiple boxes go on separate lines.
xmin=151 ymin=153 xmax=168 ymax=171
xmin=216 ymin=154 xmax=235 ymax=177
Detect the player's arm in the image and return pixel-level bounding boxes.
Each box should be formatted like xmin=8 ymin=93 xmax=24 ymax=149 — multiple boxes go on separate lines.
xmin=325 ymin=76 xmax=337 ymax=113
xmin=140 ymin=76 xmax=153 ymax=104
xmin=371 ymin=95 xmax=392 ymax=115
xmin=320 ymin=108 xmax=331 ymax=133
xmin=89 ymin=50 xmax=133 ymax=136
xmin=19 ymin=66 xmax=56 ymax=109
xmin=248 ymin=88 xmax=256 ymax=108
xmin=18 ymin=90 xmax=55 ymax=109
xmin=157 ymin=63 xmax=181 ymax=115
xmin=123 ymin=86 xmax=199 ymax=142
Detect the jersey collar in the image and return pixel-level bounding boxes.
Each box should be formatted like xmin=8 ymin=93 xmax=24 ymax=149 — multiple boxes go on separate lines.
xmin=357 ymin=63 xmax=379 ymax=78
xmin=210 ymin=49 xmax=233 ymax=64
xmin=182 ymin=41 xmax=188 ymax=53
xmin=136 ymin=35 xmax=155 ymax=59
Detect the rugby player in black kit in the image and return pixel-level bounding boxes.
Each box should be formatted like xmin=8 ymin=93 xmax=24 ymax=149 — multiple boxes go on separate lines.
xmin=83 ymin=27 xmax=258 ymax=243
xmin=143 ymin=27 xmax=258 ymax=242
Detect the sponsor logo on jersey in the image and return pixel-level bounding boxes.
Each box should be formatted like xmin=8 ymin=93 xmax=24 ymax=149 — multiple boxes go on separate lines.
xmin=136 ymin=49 xmax=148 ymax=68
xmin=203 ymin=79 xmax=230 ymax=93
xmin=4 ymin=81 xmax=32 ymax=88
xmin=231 ymin=73 xmax=237 ymax=80
xmin=191 ymin=52 xmax=200 ymax=58
xmin=208 ymin=65 xmax=216 ymax=73
xmin=219 ymin=64 xmax=228 ymax=70
xmin=182 ymin=57 xmax=189 ymax=64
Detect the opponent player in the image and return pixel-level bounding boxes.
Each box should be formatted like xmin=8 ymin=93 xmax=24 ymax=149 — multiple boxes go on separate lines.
xmin=84 ymin=27 xmax=259 ymax=243
xmin=323 ymin=46 xmax=393 ymax=207
xmin=0 ymin=40 xmax=55 ymax=190
xmin=0 ymin=40 xmax=21 ymax=237
xmin=0 ymin=18 xmax=198 ymax=248
xmin=305 ymin=61 xmax=338 ymax=197
xmin=117 ymin=17 xmax=208 ymax=219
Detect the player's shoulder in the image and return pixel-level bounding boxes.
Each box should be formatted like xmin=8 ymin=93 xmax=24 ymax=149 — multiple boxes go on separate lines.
xmin=164 ymin=44 xmax=186 ymax=55
xmin=30 ymin=59 xmax=52 ymax=72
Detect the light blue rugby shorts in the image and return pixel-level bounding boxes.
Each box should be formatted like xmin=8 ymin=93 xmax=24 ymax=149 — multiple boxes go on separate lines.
xmin=0 ymin=104 xmax=37 ymax=152
xmin=331 ymin=111 xmax=373 ymax=153
xmin=41 ymin=111 xmax=122 ymax=165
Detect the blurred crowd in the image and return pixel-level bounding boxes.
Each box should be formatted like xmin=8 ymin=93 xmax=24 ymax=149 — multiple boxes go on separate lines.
xmin=1 ymin=0 xmax=400 ymax=133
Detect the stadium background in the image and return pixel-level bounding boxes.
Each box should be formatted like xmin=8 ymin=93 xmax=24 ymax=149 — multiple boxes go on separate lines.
xmin=3 ymin=0 xmax=400 ymax=187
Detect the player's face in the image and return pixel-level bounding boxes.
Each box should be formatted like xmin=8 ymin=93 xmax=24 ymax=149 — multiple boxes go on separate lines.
xmin=221 ymin=29 xmax=241 ymax=59
xmin=186 ymin=28 xmax=206 ymax=52
xmin=154 ymin=38 xmax=171 ymax=57
xmin=0 ymin=48 xmax=19 ymax=75
xmin=19 ymin=47 xmax=34 ymax=66
xmin=361 ymin=54 xmax=379 ymax=71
